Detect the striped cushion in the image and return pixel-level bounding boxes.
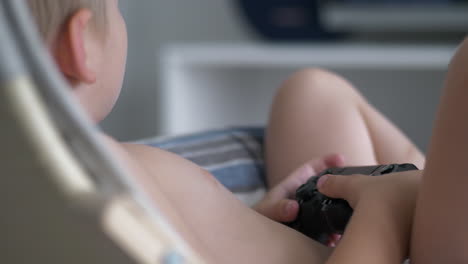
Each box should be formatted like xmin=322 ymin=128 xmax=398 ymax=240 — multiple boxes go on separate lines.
xmin=140 ymin=127 xmax=267 ymax=206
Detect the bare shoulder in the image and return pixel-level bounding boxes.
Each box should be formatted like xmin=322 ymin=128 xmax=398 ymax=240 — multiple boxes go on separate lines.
xmin=120 ymin=142 xmax=221 ymax=187
xmin=122 ymin=142 xmax=199 ymax=169
xmin=99 ymin=133 xmax=212 ymax=180
xmin=121 ymin=142 xmax=184 ymax=164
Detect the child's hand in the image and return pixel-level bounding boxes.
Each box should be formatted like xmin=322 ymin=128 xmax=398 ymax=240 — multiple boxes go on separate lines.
xmin=317 ymin=169 xmax=423 ymax=249
xmin=254 ymin=154 xmax=345 ymax=223
xmin=316 ymin=169 xmax=422 ymax=209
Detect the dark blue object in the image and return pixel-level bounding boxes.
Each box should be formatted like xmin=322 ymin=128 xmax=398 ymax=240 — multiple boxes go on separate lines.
xmin=236 ymin=0 xmax=340 ymax=41
xmin=344 ymin=0 xmax=451 ymax=3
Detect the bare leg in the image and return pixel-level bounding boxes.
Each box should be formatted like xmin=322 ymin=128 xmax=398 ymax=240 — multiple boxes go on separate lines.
xmin=266 ymin=69 xmax=425 ymax=187
xmin=411 ymin=38 xmax=468 ymax=263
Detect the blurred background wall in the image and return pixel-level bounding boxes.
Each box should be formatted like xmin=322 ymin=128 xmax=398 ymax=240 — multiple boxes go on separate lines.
xmin=101 ymin=0 xmax=465 ymax=152
xmin=101 ymin=0 xmax=250 ymax=140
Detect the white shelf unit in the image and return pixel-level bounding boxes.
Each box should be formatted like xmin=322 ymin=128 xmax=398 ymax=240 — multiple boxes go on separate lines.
xmin=159 ymin=43 xmax=457 ymax=150
xmin=322 ymin=5 xmax=468 ymax=32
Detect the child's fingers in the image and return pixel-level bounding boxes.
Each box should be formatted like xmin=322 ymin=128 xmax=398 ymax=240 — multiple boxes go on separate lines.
xmin=255 ymin=198 xmax=299 ymax=223
xmin=304 ymin=154 xmax=346 ymax=178
xmin=277 ymin=199 xmax=300 ymax=222
xmin=274 ymin=163 xmax=314 ymax=198
xmin=324 ymin=153 xmax=346 ymax=168
xmin=258 ymin=154 xmax=347 ymax=222
xmin=327 ymin=234 xmax=342 ymax=248
xmin=277 ymin=154 xmax=347 ymax=199
xmin=317 ymin=174 xmax=361 ymax=207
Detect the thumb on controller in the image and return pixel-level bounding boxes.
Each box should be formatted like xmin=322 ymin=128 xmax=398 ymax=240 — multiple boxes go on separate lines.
xmin=317 ymin=174 xmax=361 ymax=208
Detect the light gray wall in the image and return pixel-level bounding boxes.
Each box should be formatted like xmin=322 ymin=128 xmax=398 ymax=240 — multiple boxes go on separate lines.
xmin=101 ymin=1 xmax=446 ymax=152
xmin=101 ymin=0 xmax=253 ymax=140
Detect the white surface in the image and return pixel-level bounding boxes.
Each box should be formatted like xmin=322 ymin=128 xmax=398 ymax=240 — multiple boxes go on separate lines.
xmin=323 ymin=4 xmax=468 ymax=32
xmin=163 ymin=43 xmax=456 ymax=69
xmin=159 ymin=43 xmax=457 ymax=150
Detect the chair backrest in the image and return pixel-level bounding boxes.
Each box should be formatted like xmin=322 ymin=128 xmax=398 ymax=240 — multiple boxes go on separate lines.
xmin=0 ymin=1 xmax=204 ymax=263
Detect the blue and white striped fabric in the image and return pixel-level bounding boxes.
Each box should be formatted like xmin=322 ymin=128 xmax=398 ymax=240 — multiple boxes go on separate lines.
xmin=139 ymin=127 xmax=267 ymax=206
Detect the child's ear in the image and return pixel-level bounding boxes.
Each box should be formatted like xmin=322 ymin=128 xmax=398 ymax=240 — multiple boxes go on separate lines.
xmin=52 ymin=9 xmax=97 ymax=85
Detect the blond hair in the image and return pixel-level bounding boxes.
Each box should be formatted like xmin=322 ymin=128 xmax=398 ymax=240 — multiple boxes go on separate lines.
xmin=27 ymin=0 xmax=107 ymax=42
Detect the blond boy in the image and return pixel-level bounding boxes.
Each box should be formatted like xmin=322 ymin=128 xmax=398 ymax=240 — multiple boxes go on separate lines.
xmin=27 ymin=0 xmax=432 ymax=263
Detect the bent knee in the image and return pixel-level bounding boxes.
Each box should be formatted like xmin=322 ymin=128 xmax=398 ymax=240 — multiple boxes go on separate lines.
xmin=274 ymin=68 xmax=360 ymax=104
xmin=450 ymin=38 xmax=468 ymax=70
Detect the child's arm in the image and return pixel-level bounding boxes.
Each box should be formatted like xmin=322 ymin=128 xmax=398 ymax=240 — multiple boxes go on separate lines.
xmin=411 ymin=38 xmax=468 ymax=264
xmin=318 ymin=170 xmax=422 ymax=264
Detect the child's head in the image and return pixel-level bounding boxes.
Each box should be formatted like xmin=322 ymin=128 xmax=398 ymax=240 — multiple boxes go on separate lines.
xmin=27 ymin=0 xmax=128 ymax=123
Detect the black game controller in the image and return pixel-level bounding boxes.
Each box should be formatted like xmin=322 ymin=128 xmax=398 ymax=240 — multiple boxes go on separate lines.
xmin=288 ymin=163 xmax=418 ymax=244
